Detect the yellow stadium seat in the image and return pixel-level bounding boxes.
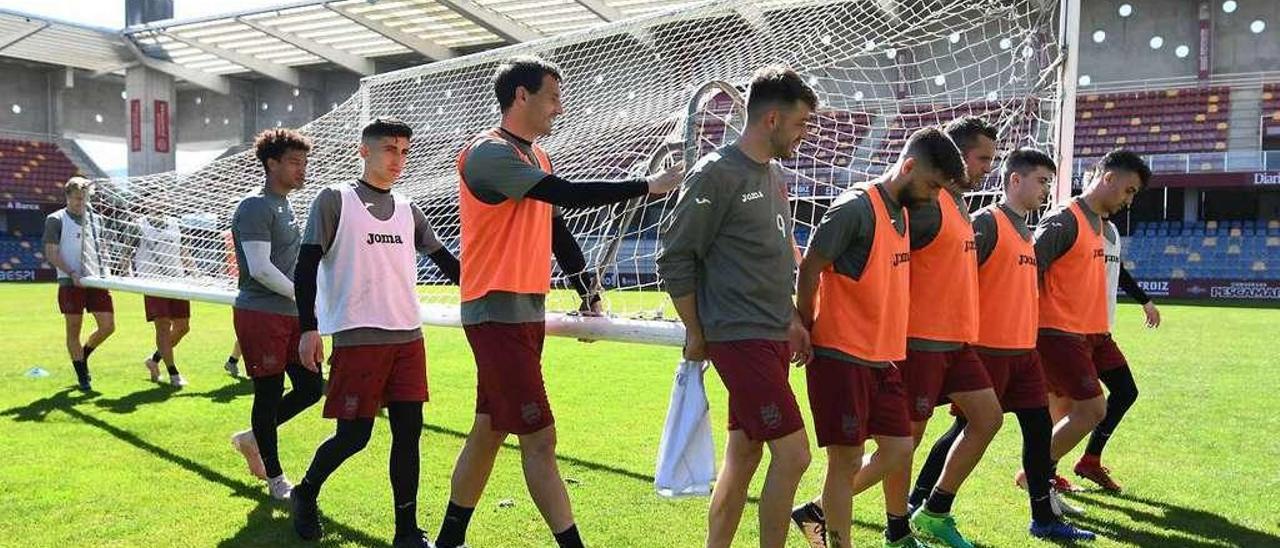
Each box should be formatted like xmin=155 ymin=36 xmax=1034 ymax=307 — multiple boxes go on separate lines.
xmin=1164 ymin=245 xmax=1181 ymax=255
xmin=1209 ymin=104 xmax=1220 ymax=113
xmin=1207 ymin=220 xmax=1219 ymax=230
xmin=1130 ymin=117 xmax=1141 ymax=125
xmin=1217 ymin=122 xmax=1229 ymax=130
xmin=1266 ymin=92 xmax=1275 ymax=100
xmin=1124 ymin=261 xmax=1136 ymax=270
xmin=1230 ymin=228 xmax=1242 ymax=237
xmin=1269 ymin=220 xmax=1280 ymax=229
xmin=1098 ymin=128 xmax=1108 ymax=136
xmin=1253 ymin=261 xmax=1267 ymax=272
xmin=1208 ymin=95 xmax=1220 ymax=103
xmin=1195 ymin=113 xmax=1206 ymax=122
xmin=1150 ymin=125 xmax=1161 ymax=133
xmin=1188 ymin=253 xmax=1201 ymax=262
xmin=1215 ymin=142 xmax=1226 ymax=150
xmin=1166 ymin=89 xmax=1179 ymax=97
xmin=1268 ymin=237 xmax=1280 ymax=247
xmin=1105 ymin=101 xmax=1115 ymax=109
xmin=1228 ymin=245 xmax=1241 ymax=255
xmin=1082 ymin=111 xmax=1093 ymax=119
xmin=1170 ymin=134 xmax=1182 ymax=142
xmin=1117 ymin=137 xmax=1127 ymax=144
xmin=1172 ymin=268 xmax=1187 ymax=279
xmin=1203 ymin=237 xmax=1217 ymax=247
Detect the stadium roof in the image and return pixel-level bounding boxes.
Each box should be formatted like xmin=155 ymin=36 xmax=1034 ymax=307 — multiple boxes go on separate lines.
xmin=1 ymin=1 xmax=701 ymax=93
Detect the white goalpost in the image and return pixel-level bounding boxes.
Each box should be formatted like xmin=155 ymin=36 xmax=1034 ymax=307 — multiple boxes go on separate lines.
xmin=79 ymin=0 xmax=1076 ymax=347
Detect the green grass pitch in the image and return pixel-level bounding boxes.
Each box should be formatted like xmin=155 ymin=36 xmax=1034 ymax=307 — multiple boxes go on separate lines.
xmin=1 ymin=283 xmax=1277 ymax=547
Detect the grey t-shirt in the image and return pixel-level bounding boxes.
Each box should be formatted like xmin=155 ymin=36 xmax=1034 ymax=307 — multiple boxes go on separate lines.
xmin=807 ymin=182 xmax=906 ymax=368
xmin=972 ymin=203 xmax=1035 ymax=355
xmin=1034 ymin=198 xmax=1103 ymax=338
xmin=657 ymin=144 xmax=796 ymax=343
xmin=232 ymin=186 xmax=300 ymax=315
xmin=907 ymin=188 xmax=973 ymax=352
xmin=303 ymin=180 xmax=444 ymax=347
xmin=43 ymin=209 xmax=85 ymax=287
xmin=458 ymin=130 xmax=556 ymax=325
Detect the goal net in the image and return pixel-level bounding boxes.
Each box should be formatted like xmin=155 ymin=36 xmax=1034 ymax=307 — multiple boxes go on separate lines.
xmin=83 ymin=0 xmax=1070 ymax=345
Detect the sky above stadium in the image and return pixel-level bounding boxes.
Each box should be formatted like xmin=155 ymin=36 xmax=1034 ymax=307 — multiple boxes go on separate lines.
xmin=0 ymin=0 xmax=281 ymax=29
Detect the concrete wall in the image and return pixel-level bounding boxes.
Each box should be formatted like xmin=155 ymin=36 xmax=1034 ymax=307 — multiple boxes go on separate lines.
xmin=59 ymin=74 xmax=126 ymax=138
xmin=1077 ymin=0 xmax=1280 ymax=84
xmin=0 ymin=63 xmax=53 ymax=134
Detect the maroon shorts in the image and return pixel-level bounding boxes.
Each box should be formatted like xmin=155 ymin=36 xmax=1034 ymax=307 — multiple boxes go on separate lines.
xmin=233 ymin=307 xmax=301 ymax=378
xmin=144 ymin=296 xmax=191 ymax=321
xmin=806 ymin=355 xmax=911 ymax=447
xmin=57 ymin=286 xmax=113 ymax=315
xmin=1088 ymin=333 xmax=1130 ymax=373
xmin=706 ymin=339 xmax=805 ymax=442
xmin=1037 ymin=334 xmax=1104 ymax=401
xmin=323 ymin=339 xmax=428 ymax=420
xmin=972 ymin=351 xmax=1048 ymax=412
xmin=900 ymin=346 xmax=992 ymax=422
xmin=464 ymin=322 xmax=552 ymax=435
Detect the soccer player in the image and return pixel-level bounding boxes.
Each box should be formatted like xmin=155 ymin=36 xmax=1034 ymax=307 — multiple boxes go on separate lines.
xmin=852 ymin=116 xmax=1002 ymax=548
xmin=135 ymin=213 xmax=193 ymax=386
xmin=1034 ymin=149 xmax=1151 ymax=501
xmin=1065 ymin=218 xmax=1160 ymax=491
xmin=227 ymin=128 xmax=324 ymax=500
xmin=44 ymin=177 xmax=115 ymax=391
xmin=434 ymin=57 xmax=682 ymax=548
xmin=907 ymin=149 xmax=1096 ymax=541
xmin=289 ymin=118 xmax=461 ymax=547
xmin=658 ymin=65 xmax=815 ymax=548
xmin=789 ymin=127 xmax=965 ymax=548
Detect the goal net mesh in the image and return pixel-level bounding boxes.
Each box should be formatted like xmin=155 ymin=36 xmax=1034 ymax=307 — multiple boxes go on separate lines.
xmin=85 ymin=0 xmax=1066 ymax=329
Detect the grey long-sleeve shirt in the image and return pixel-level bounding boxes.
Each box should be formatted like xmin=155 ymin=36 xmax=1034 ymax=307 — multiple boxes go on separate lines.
xmin=657 ymin=144 xmax=796 ymax=343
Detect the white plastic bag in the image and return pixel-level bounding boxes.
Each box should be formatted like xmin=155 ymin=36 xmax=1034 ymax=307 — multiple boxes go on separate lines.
xmin=654 ymin=359 xmax=716 ymax=498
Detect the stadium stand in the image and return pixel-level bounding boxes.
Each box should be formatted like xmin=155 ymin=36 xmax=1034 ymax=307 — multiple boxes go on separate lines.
xmin=0 ymin=138 xmax=82 ymax=205
xmin=0 ymin=232 xmax=50 ymax=272
xmin=1075 ymin=87 xmax=1231 ymax=157
xmin=1124 ymin=220 xmax=1280 ymax=281
xmin=1264 ymin=83 xmax=1280 ymax=137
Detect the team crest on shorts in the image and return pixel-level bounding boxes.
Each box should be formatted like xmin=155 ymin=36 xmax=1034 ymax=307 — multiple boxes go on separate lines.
xmin=841 ymin=413 xmax=859 ymax=437
xmin=760 ymin=403 xmax=782 ymax=430
xmin=521 ymin=402 xmax=543 ymax=425
xmin=915 ymin=397 xmax=932 ymax=416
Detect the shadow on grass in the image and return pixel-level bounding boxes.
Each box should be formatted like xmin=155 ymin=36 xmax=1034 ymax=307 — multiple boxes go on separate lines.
xmin=422 ymin=423 xmax=658 ymax=486
xmin=2 ymin=389 xmax=390 ymax=547
xmin=92 ymin=383 xmax=180 ymax=414
xmin=0 ymin=388 xmax=95 ymax=422
xmin=177 ymin=379 xmax=255 ymax=404
xmin=1070 ymin=490 xmax=1280 ymax=547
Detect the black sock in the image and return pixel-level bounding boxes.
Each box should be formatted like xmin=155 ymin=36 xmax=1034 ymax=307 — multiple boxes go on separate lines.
xmin=71 ymin=359 xmax=88 ymax=379
xmin=227 ymin=355 xmax=239 ymax=365
xmin=166 ymin=364 xmax=180 ymax=375
xmin=910 ymin=417 xmax=966 ymax=509
xmin=252 ymin=374 xmax=286 ymax=478
xmin=553 ymin=524 xmax=584 ymax=548
xmin=436 ymin=502 xmax=476 ymax=548
xmin=1086 ymin=366 xmax=1139 ymax=458
xmin=389 ymin=402 xmax=423 ymax=538
xmin=1015 ymin=407 xmax=1056 ymax=523
xmin=151 ymin=351 xmax=162 ymax=363
xmin=302 ymin=418 xmax=374 ymax=492
xmin=83 ymin=345 xmax=95 ymax=360
xmin=924 ymin=488 xmax=956 ymax=515
xmin=886 ymin=513 xmax=911 ymax=543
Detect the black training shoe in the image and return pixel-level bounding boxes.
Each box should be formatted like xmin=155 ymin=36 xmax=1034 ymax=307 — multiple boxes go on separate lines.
xmin=76 ymin=372 xmax=92 ymax=392
xmin=392 ymin=529 xmax=435 ymax=548
xmin=291 ymin=481 xmax=322 ymax=541
xmin=791 ymin=501 xmax=828 ymax=548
